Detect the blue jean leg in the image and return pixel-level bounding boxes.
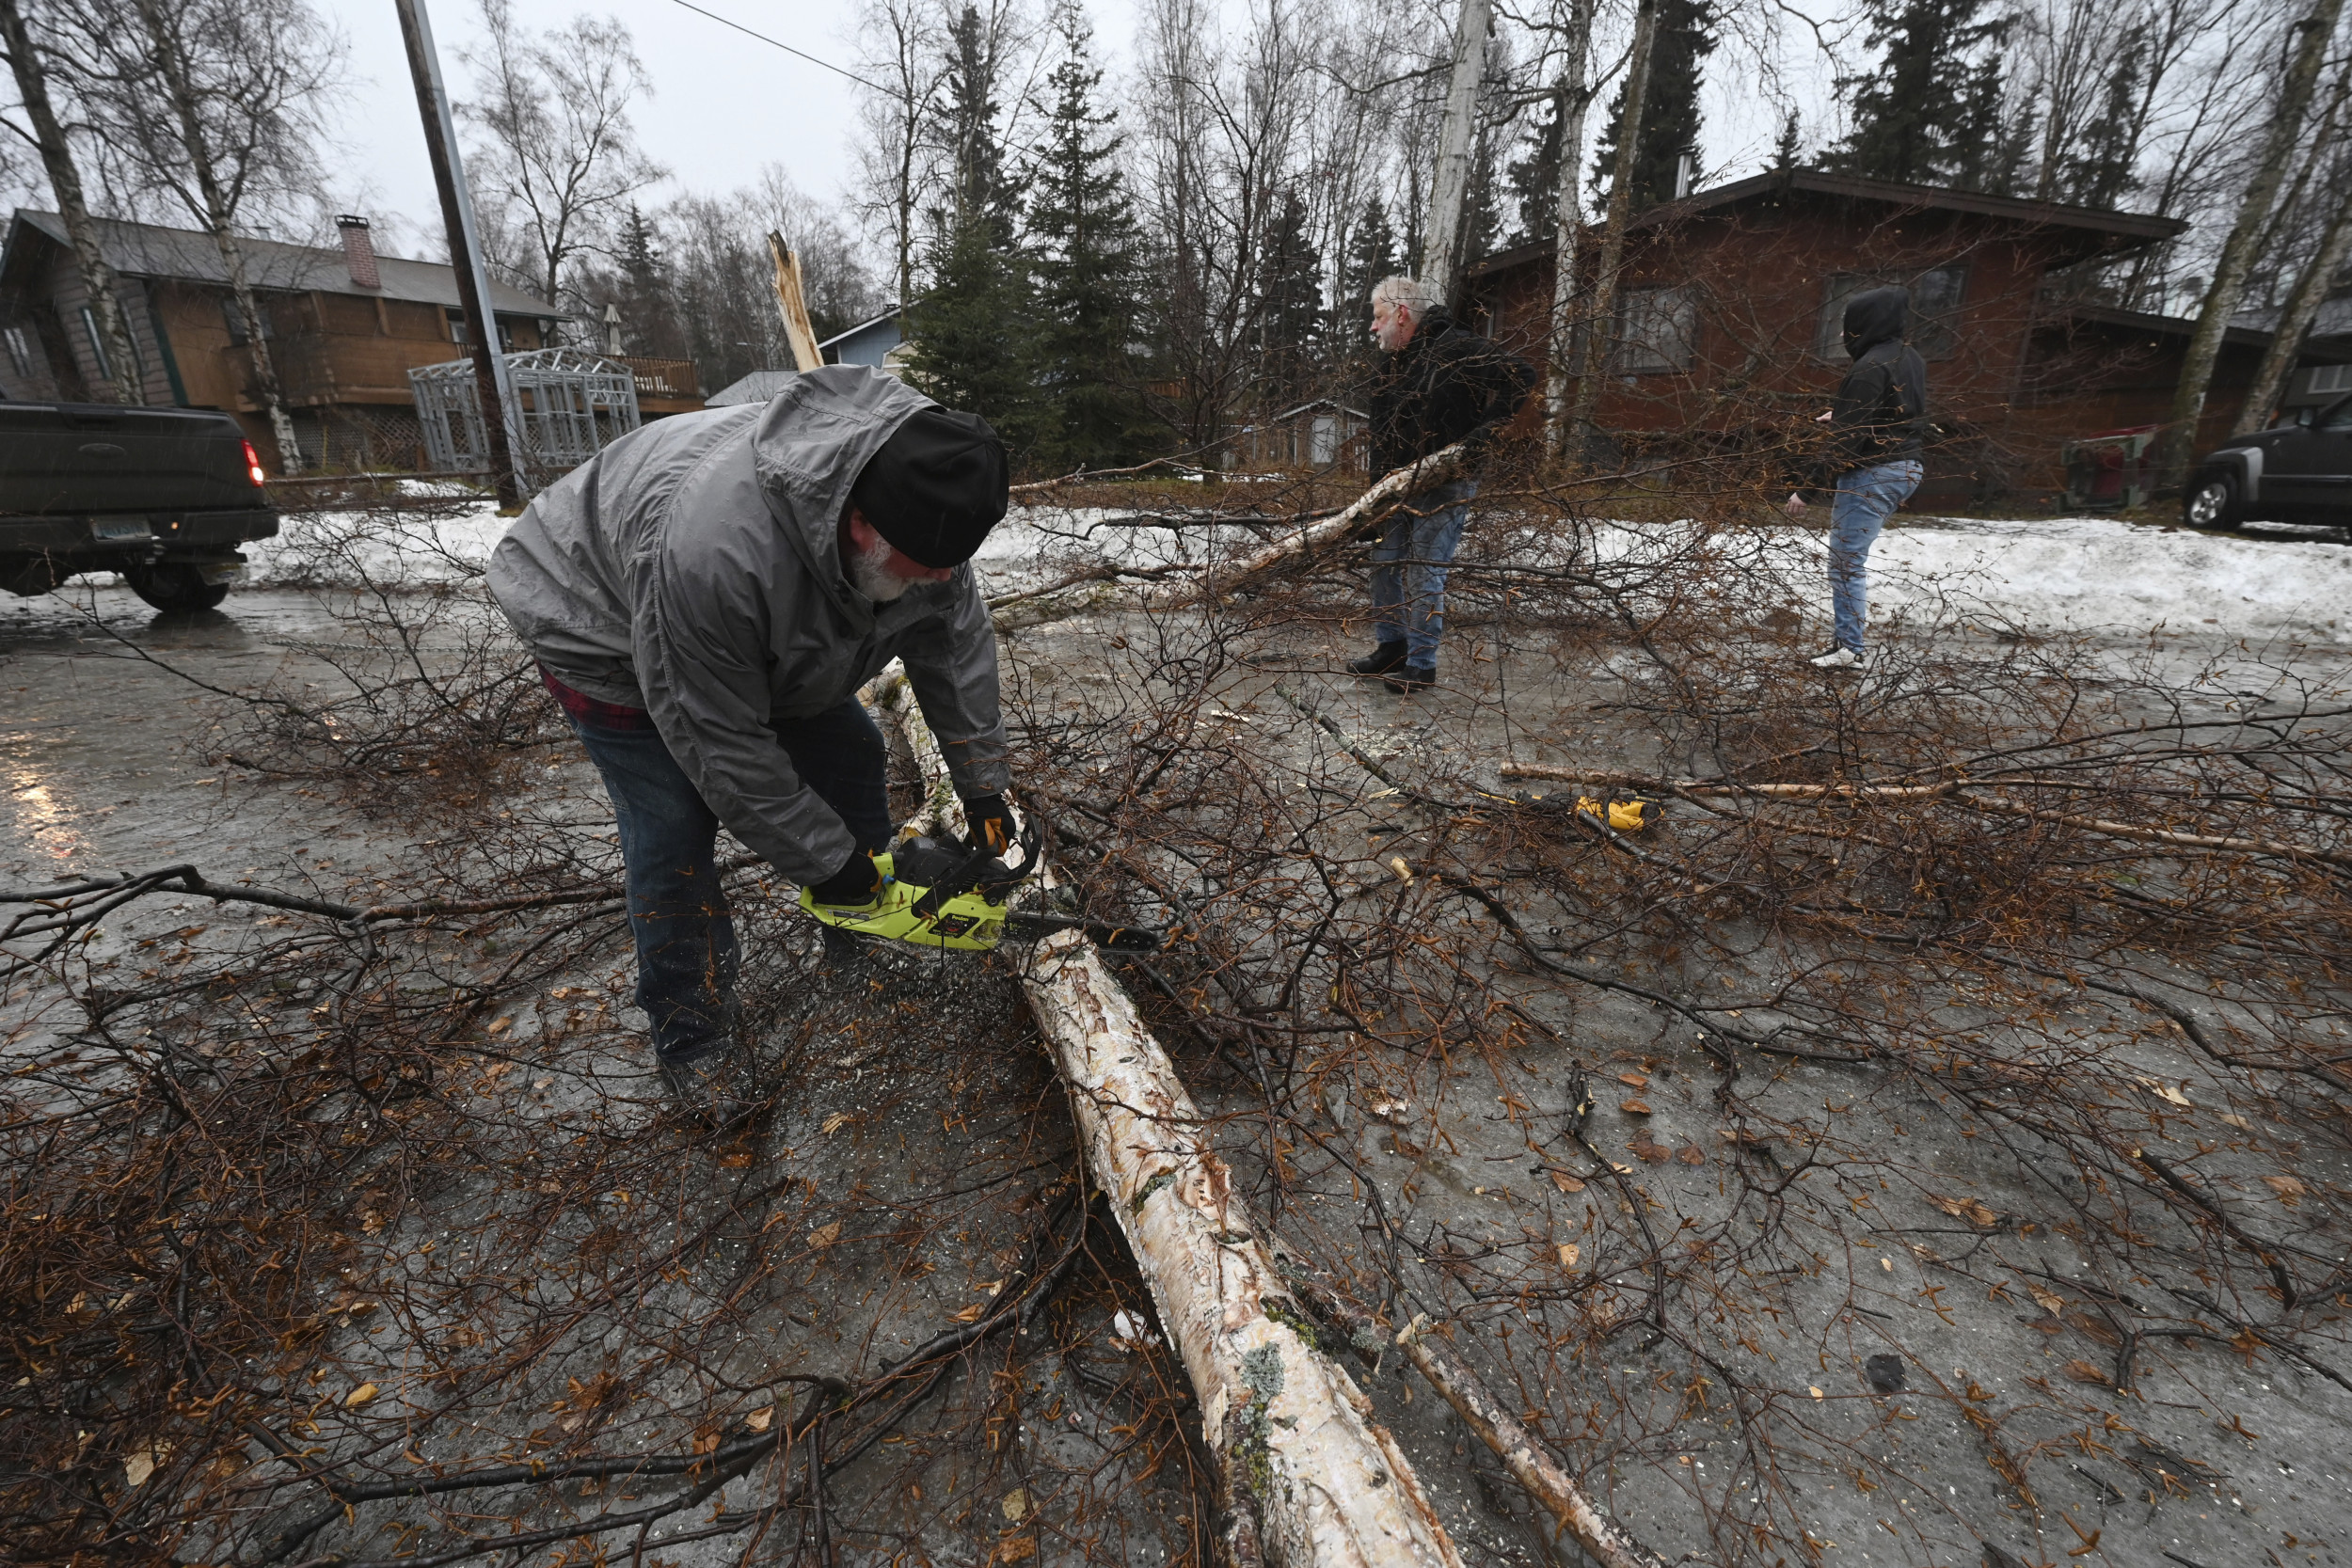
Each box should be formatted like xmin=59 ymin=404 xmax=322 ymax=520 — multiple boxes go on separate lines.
xmin=1370 ymin=479 xmax=1476 ymax=666
xmin=1827 ymin=460 xmax=1923 ymax=653
xmin=566 ymin=695 xmax=893 ymax=1061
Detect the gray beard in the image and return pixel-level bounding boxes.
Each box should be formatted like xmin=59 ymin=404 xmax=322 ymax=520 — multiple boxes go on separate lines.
xmin=848 ymin=536 xmax=914 ymax=603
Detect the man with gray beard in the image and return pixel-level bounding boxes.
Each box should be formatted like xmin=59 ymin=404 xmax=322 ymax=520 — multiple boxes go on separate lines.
xmin=488 ymin=367 xmax=1015 ymax=1131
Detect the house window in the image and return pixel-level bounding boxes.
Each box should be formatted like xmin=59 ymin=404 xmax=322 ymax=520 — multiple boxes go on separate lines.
xmin=81 ymin=305 xmax=142 ymax=382
xmin=81 ymin=306 xmax=114 ymax=382
xmin=3 ymin=325 xmax=32 ymax=378
xmin=221 ymin=298 xmax=277 ymax=343
xmin=1815 ymin=267 xmax=1966 ymax=361
xmin=1614 ymin=287 xmax=1698 ymax=373
xmin=2308 ymin=364 xmax=2352 ymax=397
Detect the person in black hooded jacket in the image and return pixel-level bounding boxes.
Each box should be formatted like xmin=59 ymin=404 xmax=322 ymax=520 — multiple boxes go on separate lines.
xmin=1786 ymin=284 xmax=1927 ymax=669
xmin=1345 ymin=275 xmax=1534 ymax=693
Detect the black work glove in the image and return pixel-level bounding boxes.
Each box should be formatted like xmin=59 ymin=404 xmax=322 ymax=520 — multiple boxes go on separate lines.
xmin=807 ymin=847 xmax=882 ymax=907
xmin=961 ymin=795 xmax=1015 ymax=858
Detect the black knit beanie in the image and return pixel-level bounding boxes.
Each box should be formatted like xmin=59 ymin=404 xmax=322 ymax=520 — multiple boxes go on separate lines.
xmin=848 ymin=407 xmax=1009 ymax=569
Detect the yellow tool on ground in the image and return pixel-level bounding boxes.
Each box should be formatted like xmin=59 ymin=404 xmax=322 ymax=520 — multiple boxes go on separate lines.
xmin=800 ymin=832 xmax=1160 ymax=953
xmin=1575 ymin=795 xmax=1652 ymax=832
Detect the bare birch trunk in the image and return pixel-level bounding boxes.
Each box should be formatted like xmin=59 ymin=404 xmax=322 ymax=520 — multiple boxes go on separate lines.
xmin=863 ymin=668 xmax=1466 ymax=1565
xmin=1565 ymin=0 xmax=1659 ymax=451
xmin=2154 ymin=0 xmax=2344 ymax=486
xmin=129 ymin=0 xmax=303 ymax=470
xmin=989 ymin=439 xmax=1470 ymax=633
xmin=2234 ymin=183 xmax=2352 ymax=436
xmin=0 ymin=0 xmax=144 ymax=404
xmin=1420 ymin=0 xmax=1493 ymax=304
xmin=1542 ymin=0 xmax=1597 ymax=459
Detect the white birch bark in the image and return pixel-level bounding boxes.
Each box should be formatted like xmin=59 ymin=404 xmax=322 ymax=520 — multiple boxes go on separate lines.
xmin=990 ymin=440 xmax=1471 ymax=634
xmin=867 ymin=668 xmax=1464 ymax=1565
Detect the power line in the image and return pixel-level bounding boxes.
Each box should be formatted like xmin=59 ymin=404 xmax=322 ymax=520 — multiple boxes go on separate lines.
xmin=666 ymin=0 xmax=892 ymax=97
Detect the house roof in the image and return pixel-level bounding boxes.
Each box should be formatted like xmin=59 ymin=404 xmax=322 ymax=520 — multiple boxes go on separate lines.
xmin=1469 ymin=170 xmax=2189 ymax=280
xmin=818 ymin=306 xmax=906 ymax=351
xmin=1272 ymin=398 xmax=1367 ymax=420
xmin=2231 ymin=293 xmax=2352 ymax=351
xmin=2056 ymin=300 xmax=2281 ymax=353
xmin=6 ymin=209 xmax=572 ymax=319
xmin=705 ymin=369 xmax=800 ymax=406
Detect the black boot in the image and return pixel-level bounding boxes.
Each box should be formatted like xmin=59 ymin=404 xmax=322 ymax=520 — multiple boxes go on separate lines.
xmin=1383 ymin=663 xmax=1437 ymax=694
xmin=1347 ymin=642 xmax=1408 ymax=678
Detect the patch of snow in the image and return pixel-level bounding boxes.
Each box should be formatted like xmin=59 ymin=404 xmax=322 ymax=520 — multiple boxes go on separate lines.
xmin=1876 ymin=515 xmax=2352 ymax=648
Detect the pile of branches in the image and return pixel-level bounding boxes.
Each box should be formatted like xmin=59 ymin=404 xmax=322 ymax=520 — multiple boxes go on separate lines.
xmin=4 ymin=467 xmax=2347 ymax=1565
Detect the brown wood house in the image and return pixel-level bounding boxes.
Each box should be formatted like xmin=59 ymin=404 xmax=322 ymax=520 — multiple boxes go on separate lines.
xmin=1467 ymin=169 xmax=2343 ymax=501
xmin=0 ymin=211 xmax=702 ymax=472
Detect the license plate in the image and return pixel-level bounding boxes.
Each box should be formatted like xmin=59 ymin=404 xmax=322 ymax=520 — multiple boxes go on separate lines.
xmin=91 ymin=517 xmax=153 ymax=542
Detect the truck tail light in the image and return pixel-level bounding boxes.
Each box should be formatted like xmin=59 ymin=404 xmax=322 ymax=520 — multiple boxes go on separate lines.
xmin=243 ymin=439 xmax=267 ymax=487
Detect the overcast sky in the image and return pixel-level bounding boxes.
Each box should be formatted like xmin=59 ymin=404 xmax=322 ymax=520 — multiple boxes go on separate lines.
xmin=331 ymin=0 xmax=879 ymax=259
xmin=30 ymin=0 xmax=1841 ymax=264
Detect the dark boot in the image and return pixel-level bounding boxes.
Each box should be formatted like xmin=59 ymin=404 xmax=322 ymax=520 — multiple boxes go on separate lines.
xmin=1347 ymin=642 xmax=1408 ymax=678
xmin=657 ymin=1036 xmax=757 ymax=1132
xmin=1383 ymin=663 xmax=1437 ymax=694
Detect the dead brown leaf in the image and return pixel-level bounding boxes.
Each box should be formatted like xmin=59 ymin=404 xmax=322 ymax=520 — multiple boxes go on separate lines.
xmin=1928 ymin=1193 xmax=1998 ymax=1227
xmin=2262 ymin=1175 xmax=2307 ymax=1207
xmin=1616 ymin=1071 xmax=1649 ymax=1088
xmin=1620 ymin=1099 xmax=1654 ymax=1116
xmin=1548 ymin=1170 xmax=1585 ymax=1193
xmin=2061 ymin=1359 xmax=2111 ymax=1386
xmin=808 ymin=1222 xmax=842 ymax=1249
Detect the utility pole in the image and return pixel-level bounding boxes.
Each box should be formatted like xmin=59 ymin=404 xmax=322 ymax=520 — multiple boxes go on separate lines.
xmin=392 ymin=0 xmax=526 ymax=508
xmin=1420 ymin=0 xmax=1493 ymax=304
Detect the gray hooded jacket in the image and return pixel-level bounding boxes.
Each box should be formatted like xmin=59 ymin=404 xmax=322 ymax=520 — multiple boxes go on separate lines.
xmin=488 ymin=366 xmax=1009 ymax=882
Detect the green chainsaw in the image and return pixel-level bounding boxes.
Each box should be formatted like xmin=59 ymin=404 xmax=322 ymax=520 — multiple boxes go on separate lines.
xmin=799 ymin=819 xmax=1161 ymax=954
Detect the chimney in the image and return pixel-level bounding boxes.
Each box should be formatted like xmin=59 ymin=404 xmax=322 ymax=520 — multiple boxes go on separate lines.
xmin=337 ymin=214 xmax=381 ymax=290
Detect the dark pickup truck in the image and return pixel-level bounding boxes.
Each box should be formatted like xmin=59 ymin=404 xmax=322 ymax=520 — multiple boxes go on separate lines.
xmin=1 ymin=401 xmax=278 ymax=611
xmin=2184 ymin=394 xmax=2352 ymax=531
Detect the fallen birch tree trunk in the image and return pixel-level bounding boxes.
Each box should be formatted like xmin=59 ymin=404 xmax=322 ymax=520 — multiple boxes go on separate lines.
xmin=1279 ymin=1268 xmax=1670 ymax=1568
xmin=990 ymin=441 xmax=1471 ymax=635
xmin=863 ymin=662 xmax=1463 ymax=1565
xmin=1497 ymin=763 xmax=2351 ymax=867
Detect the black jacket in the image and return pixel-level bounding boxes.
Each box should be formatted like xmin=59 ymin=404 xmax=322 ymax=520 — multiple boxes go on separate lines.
xmin=1823 ymin=286 xmax=1928 ymax=475
xmin=1367 ymin=314 xmax=1534 ymax=480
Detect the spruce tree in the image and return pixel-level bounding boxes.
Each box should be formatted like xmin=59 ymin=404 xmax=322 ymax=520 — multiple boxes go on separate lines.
xmin=1256 ymin=188 xmax=1324 ymax=408
xmin=602 ymin=205 xmax=685 ymax=360
xmin=1772 ymin=108 xmax=1803 ymax=170
xmin=1336 ymin=199 xmax=1398 ymax=374
xmin=1508 ymin=91 xmax=1566 ymax=245
xmin=905 ymin=2 xmax=1041 ymax=453
xmin=1590 ymin=0 xmax=1715 ymax=209
xmin=2059 ymin=28 xmax=2145 ymax=209
xmin=1822 ymin=0 xmax=2012 ymax=186
xmin=1025 ymin=5 xmax=1150 ymax=469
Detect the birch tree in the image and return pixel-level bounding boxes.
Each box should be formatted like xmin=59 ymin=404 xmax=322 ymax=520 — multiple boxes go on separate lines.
xmin=63 ymin=0 xmax=341 ymax=467
xmin=0 ymin=0 xmax=142 ymax=404
xmin=2155 ymin=0 xmax=2344 ymax=483
xmin=851 ymin=0 xmax=949 ymax=309
xmin=461 ymin=0 xmax=665 ymax=313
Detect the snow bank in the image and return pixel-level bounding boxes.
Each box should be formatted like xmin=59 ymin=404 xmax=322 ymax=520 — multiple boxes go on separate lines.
xmin=1875 ymin=515 xmax=2352 ymax=649
xmin=246 ymin=500 xmax=2352 ymax=652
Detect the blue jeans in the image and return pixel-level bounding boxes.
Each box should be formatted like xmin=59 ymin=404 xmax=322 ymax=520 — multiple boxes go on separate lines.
xmin=564 ymin=695 xmax=893 ymax=1061
xmin=1370 ymin=479 xmax=1476 ymax=667
xmin=1827 ymin=460 xmax=1923 ymax=654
